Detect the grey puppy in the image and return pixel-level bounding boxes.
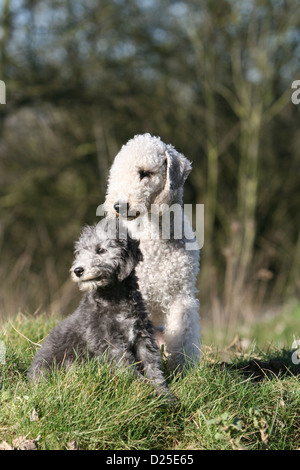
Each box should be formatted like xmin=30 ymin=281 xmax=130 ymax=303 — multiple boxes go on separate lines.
xmin=28 ymin=221 xmax=173 ymax=399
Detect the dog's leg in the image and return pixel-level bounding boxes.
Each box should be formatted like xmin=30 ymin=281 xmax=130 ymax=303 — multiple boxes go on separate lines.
xmin=163 ymin=295 xmax=201 ymax=372
xmin=135 ymin=334 xmax=176 ymax=402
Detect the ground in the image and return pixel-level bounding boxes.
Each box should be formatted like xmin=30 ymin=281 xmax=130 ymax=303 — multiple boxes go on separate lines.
xmin=0 ymin=301 xmax=299 ymax=450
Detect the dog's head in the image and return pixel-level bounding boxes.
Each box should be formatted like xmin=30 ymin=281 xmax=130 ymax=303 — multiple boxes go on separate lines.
xmin=70 ymin=220 xmax=142 ymax=292
xmin=104 ymin=133 xmax=192 ymax=220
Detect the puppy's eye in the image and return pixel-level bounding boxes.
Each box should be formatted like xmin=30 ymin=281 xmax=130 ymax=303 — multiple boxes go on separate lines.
xmin=96 ymin=247 xmax=106 ymax=255
xmin=139 ymin=169 xmax=152 ymax=180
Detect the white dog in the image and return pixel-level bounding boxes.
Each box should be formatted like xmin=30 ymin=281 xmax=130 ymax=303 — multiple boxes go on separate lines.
xmin=103 ymin=133 xmax=200 ymax=371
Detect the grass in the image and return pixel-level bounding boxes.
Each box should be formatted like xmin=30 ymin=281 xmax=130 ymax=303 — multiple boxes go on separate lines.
xmin=202 ymin=300 xmax=300 ymax=351
xmin=0 ymin=305 xmax=299 ymax=450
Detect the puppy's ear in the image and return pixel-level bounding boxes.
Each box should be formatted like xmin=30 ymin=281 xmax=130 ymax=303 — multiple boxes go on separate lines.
xmin=117 ymin=237 xmax=143 ymax=281
xmin=154 ymin=145 xmax=192 ymax=206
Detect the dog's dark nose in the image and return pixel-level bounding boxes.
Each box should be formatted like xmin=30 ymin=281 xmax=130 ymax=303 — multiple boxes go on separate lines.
xmin=74 ymin=267 xmax=84 ymax=278
xmin=114 ymin=201 xmax=130 ymax=215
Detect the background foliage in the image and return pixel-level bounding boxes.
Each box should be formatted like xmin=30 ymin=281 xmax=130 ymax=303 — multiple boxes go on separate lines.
xmin=0 ymin=0 xmax=300 ymax=326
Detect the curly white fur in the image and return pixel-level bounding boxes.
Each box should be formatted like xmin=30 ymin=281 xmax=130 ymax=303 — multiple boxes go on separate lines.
xmin=104 ymin=133 xmax=201 ymax=371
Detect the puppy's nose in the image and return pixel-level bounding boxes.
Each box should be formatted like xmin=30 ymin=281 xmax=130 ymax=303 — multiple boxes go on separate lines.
xmin=114 ymin=201 xmax=130 ymax=215
xmin=74 ymin=267 xmax=84 ymax=278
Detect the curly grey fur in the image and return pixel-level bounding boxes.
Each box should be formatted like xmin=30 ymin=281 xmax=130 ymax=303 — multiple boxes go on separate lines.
xmin=28 ymin=221 xmax=173 ymax=399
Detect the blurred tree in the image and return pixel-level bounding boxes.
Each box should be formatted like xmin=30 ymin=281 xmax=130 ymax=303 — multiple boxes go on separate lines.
xmin=0 ymin=0 xmax=299 ymax=322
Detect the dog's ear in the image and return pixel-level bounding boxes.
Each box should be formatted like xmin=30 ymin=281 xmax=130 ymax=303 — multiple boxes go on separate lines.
xmin=117 ymin=237 xmax=143 ymax=282
xmin=154 ymin=145 xmax=192 ymax=206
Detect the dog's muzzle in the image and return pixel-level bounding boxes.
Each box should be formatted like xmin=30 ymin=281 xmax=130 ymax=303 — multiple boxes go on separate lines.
xmin=72 ymin=266 xmax=105 ymax=283
xmin=113 ymin=201 xmax=140 ymax=220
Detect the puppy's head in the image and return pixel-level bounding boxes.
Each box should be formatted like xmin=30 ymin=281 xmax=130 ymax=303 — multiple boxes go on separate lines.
xmin=70 ymin=220 xmax=142 ymax=292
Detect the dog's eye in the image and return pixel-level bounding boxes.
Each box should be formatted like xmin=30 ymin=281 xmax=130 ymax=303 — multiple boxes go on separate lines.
xmin=96 ymin=247 xmax=106 ymax=255
xmin=139 ymin=169 xmax=152 ymax=180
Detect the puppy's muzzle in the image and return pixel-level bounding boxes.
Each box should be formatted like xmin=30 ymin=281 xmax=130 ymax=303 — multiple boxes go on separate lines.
xmin=72 ymin=266 xmax=103 ymax=283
